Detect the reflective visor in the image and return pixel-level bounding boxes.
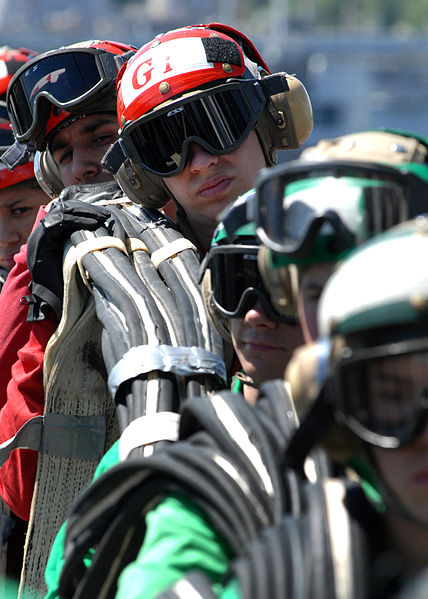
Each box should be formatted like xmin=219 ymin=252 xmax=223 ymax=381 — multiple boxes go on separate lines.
xmin=207 ymin=245 xmax=297 ymax=324
xmin=253 ymin=160 xmax=426 ymax=256
xmin=120 ymin=79 xmax=267 ymax=177
xmin=333 ymin=339 xmax=428 ymax=448
xmin=7 ymin=48 xmax=119 ymax=143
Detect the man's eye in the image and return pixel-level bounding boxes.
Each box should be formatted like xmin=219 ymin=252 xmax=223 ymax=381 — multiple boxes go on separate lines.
xmin=12 ymin=207 xmax=31 ymax=216
xmin=57 ymin=149 xmax=72 ymax=164
xmin=94 ymin=132 xmax=116 ymax=145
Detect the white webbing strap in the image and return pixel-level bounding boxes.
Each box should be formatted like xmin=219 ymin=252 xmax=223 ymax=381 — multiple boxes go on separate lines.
xmin=0 ymin=413 xmax=106 ymax=466
xmin=151 ymin=238 xmax=197 ymax=268
xmin=74 ymin=236 xmax=128 ymax=288
xmin=127 ymin=237 xmax=150 ymax=254
xmin=118 ymin=411 xmax=180 ymax=461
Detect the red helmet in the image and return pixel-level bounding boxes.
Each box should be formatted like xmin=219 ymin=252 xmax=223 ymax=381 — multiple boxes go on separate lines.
xmin=7 ymin=40 xmax=136 ymax=150
xmin=117 ymin=23 xmax=269 ymax=127
xmin=106 ymin=23 xmax=313 ymax=209
xmin=0 ymin=46 xmax=37 ymax=99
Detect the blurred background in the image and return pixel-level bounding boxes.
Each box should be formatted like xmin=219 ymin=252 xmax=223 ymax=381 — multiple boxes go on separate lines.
xmin=2 ymin=0 xmax=428 ymax=158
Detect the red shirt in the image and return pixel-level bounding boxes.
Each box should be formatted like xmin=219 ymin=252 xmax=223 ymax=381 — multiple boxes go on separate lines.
xmin=0 ymin=206 xmax=58 ymax=520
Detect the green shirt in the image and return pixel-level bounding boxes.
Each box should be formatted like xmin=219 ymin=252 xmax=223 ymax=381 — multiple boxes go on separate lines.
xmin=44 ymin=442 xmax=240 ymax=599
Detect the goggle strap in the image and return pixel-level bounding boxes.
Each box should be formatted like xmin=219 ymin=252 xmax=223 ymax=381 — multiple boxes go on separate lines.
xmin=0 ymin=140 xmax=33 ymax=170
xmin=102 ymin=139 xmax=127 ymax=174
xmin=259 ymin=73 xmax=289 ymax=97
xmin=114 ymin=50 xmax=136 ymax=72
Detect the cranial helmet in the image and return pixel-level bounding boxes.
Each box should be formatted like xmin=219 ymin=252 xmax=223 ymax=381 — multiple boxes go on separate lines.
xmin=0 ymin=101 xmax=35 ymax=189
xmin=300 ymin=128 xmax=428 ymax=166
xmin=6 ymin=40 xmax=137 ymax=199
xmin=319 ymin=217 xmax=428 ymax=450
xmin=253 ymin=158 xmax=428 ymax=317
xmin=104 ymin=22 xmax=313 ymax=209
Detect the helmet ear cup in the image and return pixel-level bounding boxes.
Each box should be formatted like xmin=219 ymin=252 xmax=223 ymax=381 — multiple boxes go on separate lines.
xmin=267 ymin=73 xmax=313 ymax=150
xmin=34 ymin=149 xmax=64 ymax=200
xmin=114 ymin=158 xmax=170 ymax=208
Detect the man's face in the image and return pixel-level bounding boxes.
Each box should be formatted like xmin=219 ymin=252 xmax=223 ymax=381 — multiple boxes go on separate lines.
xmin=0 ymin=183 xmax=46 ymax=270
xmin=297 ymin=262 xmax=334 ymax=343
xmin=163 ymin=131 xmax=267 ymax=246
xmin=369 ymin=352 xmax=428 ymax=526
xmin=50 ymin=113 xmax=118 ymax=188
xmin=230 ymin=299 xmax=303 ymax=391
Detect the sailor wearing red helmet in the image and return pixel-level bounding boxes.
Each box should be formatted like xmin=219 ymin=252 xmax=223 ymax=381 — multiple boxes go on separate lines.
xmin=0 ymin=103 xmax=46 ymax=284
xmin=105 ymin=22 xmax=313 ymax=251
xmin=0 ymin=39 xmax=136 ymax=588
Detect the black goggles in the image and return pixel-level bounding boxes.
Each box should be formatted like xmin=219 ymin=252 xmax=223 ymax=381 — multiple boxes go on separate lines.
xmin=118 ymin=79 xmax=268 ymax=177
xmin=253 ymin=159 xmax=428 ymax=256
xmin=331 ymin=337 xmax=428 ymax=449
xmin=7 ymin=47 xmax=123 ymax=144
xmin=204 ymin=245 xmax=298 ymax=324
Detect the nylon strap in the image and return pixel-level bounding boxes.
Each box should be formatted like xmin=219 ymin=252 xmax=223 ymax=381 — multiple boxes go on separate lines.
xmin=74 ymin=236 xmax=128 ymax=287
xmin=0 ymin=413 xmax=106 ymax=466
xmin=118 ymin=412 xmax=180 ymax=461
xmin=126 ymin=237 xmax=149 ymax=254
xmin=108 ymin=344 xmax=227 ymax=398
xmin=151 ymin=238 xmax=197 ymax=268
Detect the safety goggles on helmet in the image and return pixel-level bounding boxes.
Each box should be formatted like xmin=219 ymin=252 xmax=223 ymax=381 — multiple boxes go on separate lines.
xmin=331 ymin=336 xmax=428 ymax=449
xmin=117 ymin=78 xmax=269 ymax=177
xmin=253 ymin=159 xmax=428 ymax=256
xmin=7 ymin=46 xmax=126 ymax=146
xmin=203 ymin=244 xmax=297 ymax=324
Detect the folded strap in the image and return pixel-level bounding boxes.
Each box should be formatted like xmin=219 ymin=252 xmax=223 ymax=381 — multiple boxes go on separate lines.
xmin=0 ymin=413 xmax=106 ymax=467
xmin=119 ymin=412 xmax=180 ymax=461
xmin=74 ymin=236 xmax=128 ymax=288
xmin=151 ymin=238 xmax=197 ymax=268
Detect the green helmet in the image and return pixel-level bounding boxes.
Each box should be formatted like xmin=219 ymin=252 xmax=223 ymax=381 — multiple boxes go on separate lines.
xmin=320 ymin=217 xmax=428 ymax=450
xmin=253 ymin=157 xmax=428 ymax=316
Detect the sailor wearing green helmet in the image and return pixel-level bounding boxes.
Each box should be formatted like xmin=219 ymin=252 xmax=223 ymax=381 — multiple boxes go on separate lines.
xmin=289 ymin=218 xmax=428 ymax=596
xmin=252 ymin=157 xmax=428 ymax=343
xmin=200 ymin=191 xmax=302 ymax=405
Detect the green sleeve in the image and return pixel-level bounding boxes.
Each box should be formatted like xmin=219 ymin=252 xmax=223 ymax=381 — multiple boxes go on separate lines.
xmin=115 ymin=493 xmax=233 ymax=599
xmin=44 ymin=440 xmax=121 ymax=599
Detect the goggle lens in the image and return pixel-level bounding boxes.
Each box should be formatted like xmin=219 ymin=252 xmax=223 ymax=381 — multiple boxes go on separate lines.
xmin=7 ymin=49 xmax=115 ymax=141
xmin=254 ymin=160 xmax=423 ymax=257
xmin=334 ymin=344 xmax=428 ymax=448
xmin=208 ymin=246 xmax=296 ymax=324
xmin=122 ymin=81 xmax=266 ymax=177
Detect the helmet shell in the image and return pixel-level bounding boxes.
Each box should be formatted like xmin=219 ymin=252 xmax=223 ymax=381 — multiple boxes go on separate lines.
xmin=117 ymin=24 xmax=260 ymax=127
xmin=300 ymin=129 xmax=428 ymax=166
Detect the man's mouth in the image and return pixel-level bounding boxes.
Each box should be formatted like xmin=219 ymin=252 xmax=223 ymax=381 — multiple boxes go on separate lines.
xmin=197 ymin=175 xmax=232 ymax=196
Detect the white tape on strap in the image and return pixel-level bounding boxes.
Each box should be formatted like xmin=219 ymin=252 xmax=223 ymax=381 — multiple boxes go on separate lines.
xmin=151 ymin=238 xmax=197 ymax=268
xmin=119 ymin=412 xmax=180 ymax=461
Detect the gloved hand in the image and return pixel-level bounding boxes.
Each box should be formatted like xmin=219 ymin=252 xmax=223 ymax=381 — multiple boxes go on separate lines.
xmin=27 ymin=199 xmax=112 ymax=321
